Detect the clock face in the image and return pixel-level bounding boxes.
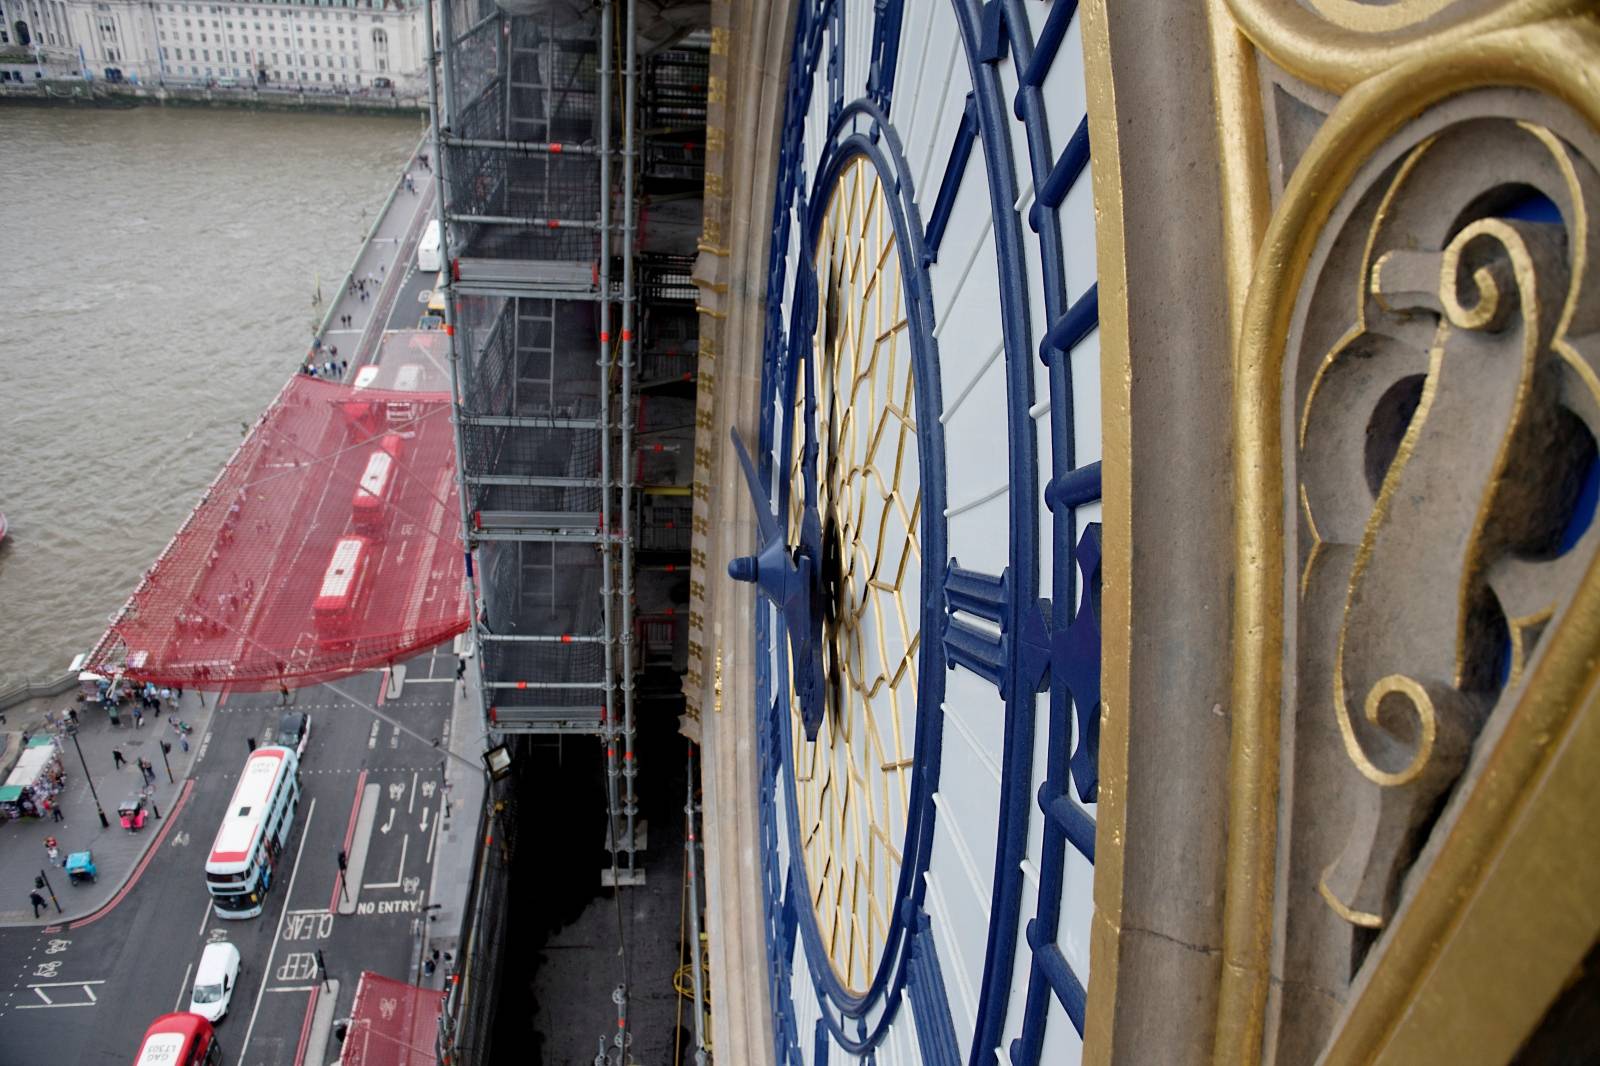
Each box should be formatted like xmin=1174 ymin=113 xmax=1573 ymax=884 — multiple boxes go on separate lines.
xmin=785 ymin=153 xmax=924 ymax=995
xmin=740 ymin=1 xmax=1105 ymax=1063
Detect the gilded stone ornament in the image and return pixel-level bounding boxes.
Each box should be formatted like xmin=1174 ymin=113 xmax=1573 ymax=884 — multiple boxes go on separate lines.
xmin=1224 ymin=0 xmax=1588 ymax=91
xmin=1223 ymin=14 xmax=1600 ymax=1064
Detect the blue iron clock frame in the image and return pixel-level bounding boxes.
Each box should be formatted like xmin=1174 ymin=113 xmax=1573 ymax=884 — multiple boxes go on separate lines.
xmin=734 ymin=1 xmax=1104 ymax=1062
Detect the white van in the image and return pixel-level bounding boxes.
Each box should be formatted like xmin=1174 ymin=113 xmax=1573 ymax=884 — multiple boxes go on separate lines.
xmin=188 ymin=942 xmax=241 ymax=1022
xmin=417 ymin=219 xmax=442 ymax=273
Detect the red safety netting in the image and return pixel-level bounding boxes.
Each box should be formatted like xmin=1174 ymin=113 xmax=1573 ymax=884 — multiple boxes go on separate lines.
xmin=87 ymin=369 xmax=468 ymax=690
xmin=340 ymin=971 xmax=446 ymax=1066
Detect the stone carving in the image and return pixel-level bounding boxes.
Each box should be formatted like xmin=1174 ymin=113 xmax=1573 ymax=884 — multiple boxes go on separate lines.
xmin=1294 ymin=109 xmax=1600 ymax=930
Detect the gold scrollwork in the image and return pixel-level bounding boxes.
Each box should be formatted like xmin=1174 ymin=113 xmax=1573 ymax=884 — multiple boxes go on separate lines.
xmin=1223 ymin=0 xmax=1586 ymax=92
xmin=1221 ymin=16 xmax=1600 ymax=1066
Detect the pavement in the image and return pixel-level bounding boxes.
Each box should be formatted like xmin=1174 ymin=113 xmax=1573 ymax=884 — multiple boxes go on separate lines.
xmin=313 ymin=147 xmax=438 ymax=381
xmin=0 ymin=686 xmax=213 ymax=928
xmin=0 ymin=148 xmax=486 ymax=1064
xmin=0 ymin=148 xmax=445 ymax=937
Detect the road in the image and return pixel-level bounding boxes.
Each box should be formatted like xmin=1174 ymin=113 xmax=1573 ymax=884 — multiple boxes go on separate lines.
xmin=0 ymin=644 xmax=461 ymax=1064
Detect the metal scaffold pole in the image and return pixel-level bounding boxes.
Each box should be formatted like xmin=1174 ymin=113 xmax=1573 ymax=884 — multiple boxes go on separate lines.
xmin=619 ymin=0 xmax=640 ymax=882
xmin=425 ymin=0 xmax=484 ymax=728
xmin=597 ymin=0 xmax=625 ymax=885
xmin=686 ymin=743 xmax=709 ymax=1065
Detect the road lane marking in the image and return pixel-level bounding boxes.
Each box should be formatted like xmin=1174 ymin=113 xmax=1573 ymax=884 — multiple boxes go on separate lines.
xmin=336 ymin=783 xmax=380 ymax=916
xmin=239 ymin=796 xmax=317 ymax=1063
xmin=329 ymin=769 xmax=369 ymax=913
xmin=269 ymin=985 xmax=318 ymax=992
xmin=18 ymin=980 xmax=105 ymax=1009
xmin=293 ymin=984 xmax=320 ymax=1066
xmin=407 ymin=771 xmax=417 ymax=814
xmin=175 ymin=963 xmax=193 ymax=1011
xmin=363 ymin=833 xmax=409 ymax=890
xmin=426 ymin=806 xmax=440 ymax=864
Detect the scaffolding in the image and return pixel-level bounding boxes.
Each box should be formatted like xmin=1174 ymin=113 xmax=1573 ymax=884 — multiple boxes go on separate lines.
xmin=430 ymin=0 xmax=714 ymax=877
xmin=429 ymin=2 xmax=704 ymax=1055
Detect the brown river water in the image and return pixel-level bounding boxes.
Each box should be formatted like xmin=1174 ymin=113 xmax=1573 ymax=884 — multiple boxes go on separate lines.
xmin=0 ymin=105 xmax=419 ymax=690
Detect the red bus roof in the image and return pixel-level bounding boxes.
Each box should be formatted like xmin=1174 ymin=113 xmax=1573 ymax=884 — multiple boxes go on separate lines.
xmin=134 ymin=1013 xmax=213 ymax=1064
xmin=207 ymin=747 xmax=291 ymax=866
xmin=314 ymin=536 xmax=371 ymax=606
xmin=354 ymin=452 xmax=395 ymax=507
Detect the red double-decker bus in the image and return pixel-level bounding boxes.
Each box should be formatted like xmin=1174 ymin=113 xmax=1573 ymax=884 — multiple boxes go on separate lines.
xmin=312 ymin=536 xmax=373 ymax=649
xmin=351 ymin=450 xmax=398 ymax=535
xmin=132 ymin=1013 xmax=221 ymax=1066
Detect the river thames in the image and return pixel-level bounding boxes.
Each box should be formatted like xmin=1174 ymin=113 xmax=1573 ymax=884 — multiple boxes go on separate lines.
xmin=0 ymin=105 xmax=419 ymax=690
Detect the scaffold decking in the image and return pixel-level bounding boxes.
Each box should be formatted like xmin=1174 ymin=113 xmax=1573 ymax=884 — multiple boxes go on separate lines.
xmin=87 ymin=374 xmax=469 ymax=689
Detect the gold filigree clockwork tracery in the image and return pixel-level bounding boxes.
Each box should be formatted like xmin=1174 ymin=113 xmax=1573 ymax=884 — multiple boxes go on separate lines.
xmin=785 ymin=156 xmax=921 ymax=995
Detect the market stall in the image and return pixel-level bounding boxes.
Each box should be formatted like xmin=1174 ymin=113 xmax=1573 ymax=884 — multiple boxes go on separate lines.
xmin=0 ymin=736 xmax=66 ymax=820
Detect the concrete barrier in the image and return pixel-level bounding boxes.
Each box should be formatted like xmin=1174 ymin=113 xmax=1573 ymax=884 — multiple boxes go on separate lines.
xmin=0 ymin=671 xmax=77 ymax=713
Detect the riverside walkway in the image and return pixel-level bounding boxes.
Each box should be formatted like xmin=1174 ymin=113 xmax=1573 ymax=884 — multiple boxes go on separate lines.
xmin=0 ymin=138 xmax=456 ymax=923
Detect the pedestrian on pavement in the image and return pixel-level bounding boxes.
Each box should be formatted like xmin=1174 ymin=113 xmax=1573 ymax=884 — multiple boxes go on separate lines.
xmin=279 ymin=682 xmax=291 ymax=706
xmin=45 ymin=836 xmax=60 ymax=865
xmin=180 ymin=733 xmax=190 ymax=754
xmin=112 ymin=747 xmax=126 ymax=770
xmin=455 ymin=658 xmax=467 ymax=682
xmin=29 ymin=890 xmax=46 ymax=918
xmin=132 ymin=704 xmax=143 ymax=728
xmin=139 ymin=758 xmax=154 ymax=786
xmin=50 ymin=802 xmax=64 ymax=823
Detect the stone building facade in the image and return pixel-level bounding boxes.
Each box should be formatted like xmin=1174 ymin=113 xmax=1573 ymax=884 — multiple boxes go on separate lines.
xmin=2 ymin=0 xmax=429 ymax=89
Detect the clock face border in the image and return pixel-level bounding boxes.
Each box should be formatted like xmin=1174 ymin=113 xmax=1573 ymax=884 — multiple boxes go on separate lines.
xmin=770 ymin=101 xmax=952 ymax=1034
xmin=749 ymin=0 xmax=1109 ymax=1061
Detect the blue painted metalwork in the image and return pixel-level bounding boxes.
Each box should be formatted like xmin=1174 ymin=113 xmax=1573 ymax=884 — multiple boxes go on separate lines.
xmin=1043 ymin=285 xmax=1100 ymax=366
xmin=1025 ymin=921 xmax=1087 ymax=1032
xmin=748 ymin=2 xmax=959 ymax=1049
xmin=944 ymin=562 xmax=1011 ymax=693
xmin=907 ymin=910 xmax=962 ymax=1066
xmin=770 ymin=106 xmax=952 ymax=1051
xmin=1032 ymin=115 xmax=1090 ymax=232
xmin=1020 ymin=0 xmax=1077 ymax=89
xmin=952 ymin=0 xmax=1046 ymax=1059
xmin=747 ymin=1 xmax=1106 ymax=1061
xmin=1046 ymin=460 xmax=1102 ymax=512
xmin=827 ymin=0 xmax=845 ymax=126
xmin=867 ymin=0 xmax=905 ymax=115
xmin=923 ymin=95 xmax=978 ymax=263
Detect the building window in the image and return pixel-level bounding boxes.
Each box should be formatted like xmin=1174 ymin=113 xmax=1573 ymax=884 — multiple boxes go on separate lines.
xmin=202 ymin=48 xmax=208 ymax=59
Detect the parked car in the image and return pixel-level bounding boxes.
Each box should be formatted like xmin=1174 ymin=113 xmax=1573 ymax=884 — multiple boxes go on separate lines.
xmin=275 ymin=710 xmax=310 ymax=756
xmin=187 ymin=942 xmax=241 ymax=1023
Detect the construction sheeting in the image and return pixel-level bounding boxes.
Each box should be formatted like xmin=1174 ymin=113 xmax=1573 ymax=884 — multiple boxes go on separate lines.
xmin=340 ymin=972 xmax=446 ymax=1066
xmin=87 ymin=374 xmax=468 ymax=690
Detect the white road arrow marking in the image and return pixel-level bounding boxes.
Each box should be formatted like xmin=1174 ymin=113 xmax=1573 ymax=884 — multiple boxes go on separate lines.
xmin=380 ymin=807 xmax=395 ymax=834
xmin=419 ymin=805 xmax=430 ymax=834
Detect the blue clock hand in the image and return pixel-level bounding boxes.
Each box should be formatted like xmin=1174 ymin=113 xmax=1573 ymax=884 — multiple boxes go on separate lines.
xmin=727 ymin=426 xmax=828 ymax=739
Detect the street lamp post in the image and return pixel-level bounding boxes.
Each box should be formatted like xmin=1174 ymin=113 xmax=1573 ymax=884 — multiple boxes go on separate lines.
xmin=67 ymin=729 xmax=111 ymax=829
xmin=159 ymin=740 xmax=175 ymax=783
